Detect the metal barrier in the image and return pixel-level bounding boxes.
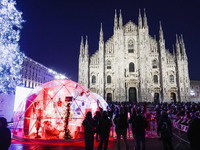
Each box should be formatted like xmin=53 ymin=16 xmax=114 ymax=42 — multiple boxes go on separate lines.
xmin=110 ymin=114 xmax=191 ymax=148
xmin=172 ymin=119 xmax=190 ymax=147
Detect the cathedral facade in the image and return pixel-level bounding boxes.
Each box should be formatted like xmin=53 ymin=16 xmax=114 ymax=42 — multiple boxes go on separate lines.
xmin=78 ymin=9 xmax=190 ymax=103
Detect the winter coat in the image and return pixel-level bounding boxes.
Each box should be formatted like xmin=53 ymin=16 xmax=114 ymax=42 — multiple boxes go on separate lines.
xmin=132 ymin=113 xmax=147 ymax=136
xmin=99 ymin=117 xmax=112 ymax=137
xmin=0 ymin=127 xmax=11 ymax=150
xmin=187 ymin=117 xmax=200 ymax=150
xmin=157 ymin=115 xmax=173 ymax=138
xmin=114 ymin=114 xmax=128 ymax=131
xmin=82 ymin=117 xmax=96 ymax=137
xmin=94 ymin=112 xmax=101 ymax=133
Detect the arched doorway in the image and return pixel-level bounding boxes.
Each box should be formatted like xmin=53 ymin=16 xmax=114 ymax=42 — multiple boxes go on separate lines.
xmin=107 ymin=93 xmax=112 ymax=102
xmin=154 ymin=93 xmax=159 ymax=104
xmin=129 ymin=87 xmax=137 ymax=103
xmin=170 ymin=93 xmax=176 ymax=103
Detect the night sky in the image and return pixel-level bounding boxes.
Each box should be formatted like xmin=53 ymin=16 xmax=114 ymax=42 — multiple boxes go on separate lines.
xmin=16 ymin=0 xmax=200 ymax=82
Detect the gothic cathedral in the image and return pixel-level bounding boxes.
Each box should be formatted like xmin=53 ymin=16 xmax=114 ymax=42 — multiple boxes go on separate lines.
xmin=78 ymin=9 xmax=190 ymax=103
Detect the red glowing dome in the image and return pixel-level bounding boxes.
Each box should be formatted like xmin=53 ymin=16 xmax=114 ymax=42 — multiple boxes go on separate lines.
xmin=13 ymin=79 xmax=108 ymax=139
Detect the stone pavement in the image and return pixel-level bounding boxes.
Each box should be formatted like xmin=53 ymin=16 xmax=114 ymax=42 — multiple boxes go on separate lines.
xmin=9 ymin=137 xmax=191 ymax=150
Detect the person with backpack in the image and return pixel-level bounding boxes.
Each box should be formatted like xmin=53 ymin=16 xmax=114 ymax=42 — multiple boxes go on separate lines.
xmin=132 ymin=108 xmax=148 ymax=150
xmin=157 ymin=111 xmax=174 ymax=150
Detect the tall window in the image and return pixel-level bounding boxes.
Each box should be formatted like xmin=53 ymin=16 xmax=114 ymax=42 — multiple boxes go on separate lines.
xmin=129 ymin=62 xmax=135 ymax=72
xmin=154 ymin=75 xmax=158 ymax=84
xmin=152 ymin=59 xmax=158 ymax=68
xmin=170 ymin=75 xmax=174 ymax=83
xmin=128 ymin=40 xmax=134 ymax=53
xmin=92 ymin=75 xmax=96 ymax=84
xmin=107 ymin=75 xmax=111 ymax=84
xmin=107 ymin=60 xmax=111 ymax=69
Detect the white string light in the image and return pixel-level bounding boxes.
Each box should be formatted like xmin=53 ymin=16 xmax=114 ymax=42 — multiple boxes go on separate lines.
xmin=0 ymin=0 xmax=24 ymax=94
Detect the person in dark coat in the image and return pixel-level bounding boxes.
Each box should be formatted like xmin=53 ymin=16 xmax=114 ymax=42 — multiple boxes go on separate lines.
xmin=113 ymin=107 xmax=129 ymax=150
xmin=157 ymin=111 xmax=174 ymax=150
xmin=129 ymin=107 xmax=137 ymax=138
xmin=82 ymin=111 xmax=96 ymax=150
xmin=98 ymin=111 xmax=112 ymax=150
xmin=132 ymin=108 xmax=148 ymax=150
xmin=0 ymin=117 xmax=11 ymax=150
xmin=94 ymin=111 xmax=102 ymax=142
xmin=187 ymin=111 xmax=200 ymax=150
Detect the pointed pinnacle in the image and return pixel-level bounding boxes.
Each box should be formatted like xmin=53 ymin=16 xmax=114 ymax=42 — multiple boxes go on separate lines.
xmin=159 ymin=21 xmax=162 ymax=30
xmin=181 ymin=34 xmax=184 ymax=44
xmin=85 ymin=36 xmax=88 ymax=44
xmin=115 ymin=9 xmax=117 ymax=17
xmin=176 ymin=34 xmax=179 ymax=43
xmin=100 ymin=22 xmax=103 ymax=32
xmin=144 ymin=8 xmax=146 ymax=16
xmin=139 ymin=8 xmax=141 ymax=16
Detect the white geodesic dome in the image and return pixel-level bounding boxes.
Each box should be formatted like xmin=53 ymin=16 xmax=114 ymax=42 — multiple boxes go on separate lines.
xmin=13 ymin=79 xmax=108 ymax=139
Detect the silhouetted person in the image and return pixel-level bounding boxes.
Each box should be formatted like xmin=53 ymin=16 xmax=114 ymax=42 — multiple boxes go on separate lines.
xmin=113 ymin=107 xmax=129 ymax=150
xmin=157 ymin=111 xmax=174 ymax=150
xmin=129 ymin=107 xmax=137 ymax=138
xmin=82 ymin=111 xmax=96 ymax=150
xmin=132 ymin=108 xmax=147 ymax=150
xmin=0 ymin=117 xmax=11 ymax=150
xmin=94 ymin=111 xmax=101 ymax=142
xmin=187 ymin=111 xmax=200 ymax=150
xmin=98 ymin=111 xmax=112 ymax=150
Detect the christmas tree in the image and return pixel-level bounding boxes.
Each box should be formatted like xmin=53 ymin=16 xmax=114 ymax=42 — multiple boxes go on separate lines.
xmin=0 ymin=0 xmax=24 ymax=94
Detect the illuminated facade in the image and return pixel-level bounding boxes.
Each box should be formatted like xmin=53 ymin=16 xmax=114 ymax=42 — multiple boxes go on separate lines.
xmin=78 ymin=9 xmax=190 ymax=103
xmin=190 ymin=80 xmax=200 ymax=102
xmin=21 ymin=56 xmax=63 ymax=89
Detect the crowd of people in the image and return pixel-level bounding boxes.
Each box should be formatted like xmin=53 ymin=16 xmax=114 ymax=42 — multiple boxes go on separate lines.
xmin=0 ymin=101 xmax=199 ymax=150
xmin=82 ymin=101 xmax=200 ymax=150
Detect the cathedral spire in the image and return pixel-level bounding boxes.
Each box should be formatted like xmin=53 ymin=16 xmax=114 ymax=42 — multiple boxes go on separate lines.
xmin=180 ymin=34 xmax=186 ymax=58
xmin=138 ymin=9 xmax=142 ymax=29
xmin=176 ymin=34 xmax=181 ymax=56
xmin=80 ymin=36 xmax=84 ymax=56
xmin=176 ymin=34 xmax=179 ymax=44
xmin=114 ymin=9 xmax=118 ymax=31
xmin=85 ymin=36 xmax=88 ymax=57
xmin=99 ymin=23 xmax=103 ymax=42
xmin=143 ymin=8 xmax=148 ymax=28
xmin=180 ymin=34 xmax=185 ymax=45
xmin=159 ymin=21 xmax=164 ymax=42
xmin=119 ymin=9 xmax=123 ymax=29
xmin=172 ymin=45 xmax=175 ymax=57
